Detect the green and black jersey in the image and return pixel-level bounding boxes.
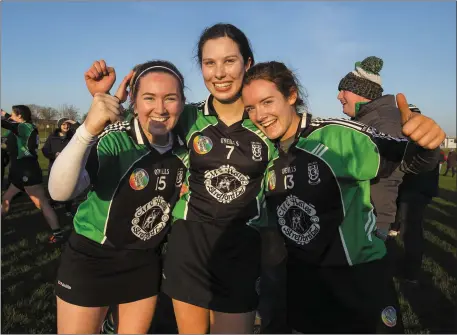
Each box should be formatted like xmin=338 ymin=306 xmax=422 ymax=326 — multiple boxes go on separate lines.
xmin=173 ymin=95 xmax=277 ymax=228
xmin=74 ymin=118 xmax=188 ymax=249
xmin=265 ymin=114 xmax=439 ymax=266
xmin=1 ymin=116 xmax=39 ymax=161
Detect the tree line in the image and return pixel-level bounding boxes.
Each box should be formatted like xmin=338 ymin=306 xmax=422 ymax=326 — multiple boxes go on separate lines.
xmin=27 ymin=104 xmax=84 ymax=122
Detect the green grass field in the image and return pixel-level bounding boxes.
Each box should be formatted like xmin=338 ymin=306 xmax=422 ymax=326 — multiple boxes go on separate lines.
xmin=1 ymin=159 xmax=456 ymax=333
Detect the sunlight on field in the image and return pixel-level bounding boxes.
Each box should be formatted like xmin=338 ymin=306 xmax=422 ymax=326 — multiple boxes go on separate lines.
xmin=1 ymin=170 xmax=456 ymax=333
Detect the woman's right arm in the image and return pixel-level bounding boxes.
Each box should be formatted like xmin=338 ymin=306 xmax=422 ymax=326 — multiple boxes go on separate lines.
xmin=1 ymin=116 xmax=20 ymax=135
xmin=49 ymin=93 xmax=122 ymax=201
xmin=48 ymin=124 xmax=98 ymax=201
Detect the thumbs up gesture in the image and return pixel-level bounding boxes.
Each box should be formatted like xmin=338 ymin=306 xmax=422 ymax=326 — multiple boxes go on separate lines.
xmin=397 ymin=93 xmax=446 ymax=149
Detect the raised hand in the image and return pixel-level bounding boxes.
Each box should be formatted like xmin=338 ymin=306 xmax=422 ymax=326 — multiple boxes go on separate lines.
xmin=114 ymin=70 xmax=135 ymax=103
xmin=397 ymin=93 xmax=446 ymax=149
xmin=84 ymin=60 xmax=116 ymax=97
xmin=83 ymin=94 xmax=122 ymax=136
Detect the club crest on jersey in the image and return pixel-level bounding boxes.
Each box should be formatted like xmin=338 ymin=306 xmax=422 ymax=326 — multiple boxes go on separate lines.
xmin=131 ymin=196 xmax=170 ymax=241
xmin=308 ymin=162 xmax=321 ymax=185
xmin=251 ymin=142 xmax=262 ymax=161
xmin=129 ymin=169 xmax=149 ymax=191
xmin=381 ymin=306 xmax=397 ymax=328
xmin=268 ymin=170 xmax=276 ymax=191
xmin=193 ymin=135 xmax=213 ymax=155
xmin=277 ymin=195 xmax=320 ymax=245
xmin=204 ymin=164 xmax=250 ymax=204
xmin=179 ymin=183 xmax=189 ymax=198
xmin=175 ymin=168 xmax=184 ymax=187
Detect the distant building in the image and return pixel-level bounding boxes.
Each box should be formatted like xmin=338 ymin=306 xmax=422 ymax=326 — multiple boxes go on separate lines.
xmin=34 ymin=119 xmax=58 ymax=130
xmin=441 ymin=137 xmax=456 ymax=149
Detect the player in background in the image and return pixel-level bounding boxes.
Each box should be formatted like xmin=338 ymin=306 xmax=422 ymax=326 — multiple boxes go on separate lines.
xmin=1 ymin=106 xmax=62 ymax=243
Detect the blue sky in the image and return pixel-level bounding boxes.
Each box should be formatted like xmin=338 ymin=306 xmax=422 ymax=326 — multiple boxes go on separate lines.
xmin=1 ymin=1 xmax=456 ymax=135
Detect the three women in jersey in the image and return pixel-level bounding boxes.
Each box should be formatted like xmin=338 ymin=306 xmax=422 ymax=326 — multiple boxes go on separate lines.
xmin=81 ymin=22 xmax=445 ymax=334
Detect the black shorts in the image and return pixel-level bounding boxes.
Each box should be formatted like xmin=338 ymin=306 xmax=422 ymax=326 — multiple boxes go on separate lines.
xmin=9 ymin=159 xmax=43 ymax=190
xmin=56 ymin=232 xmax=162 ymax=307
xmin=162 ymin=219 xmax=261 ymax=313
xmin=287 ymin=257 xmax=404 ymax=334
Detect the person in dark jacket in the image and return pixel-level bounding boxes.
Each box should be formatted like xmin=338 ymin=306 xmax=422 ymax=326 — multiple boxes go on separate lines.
xmin=42 ymin=117 xmax=80 ymax=216
xmin=443 ymin=149 xmax=456 ymax=177
xmin=390 ymin=105 xmax=440 ymax=284
xmin=337 ymin=56 xmax=404 ymax=240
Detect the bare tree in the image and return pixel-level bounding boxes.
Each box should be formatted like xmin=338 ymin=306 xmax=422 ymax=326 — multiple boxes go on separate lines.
xmin=58 ymin=104 xmax=80 ymax=121
xmin=27 ymin=104 xmax=44 ymax=121
xmin=39 ymin=107 xmax=59 ymax=121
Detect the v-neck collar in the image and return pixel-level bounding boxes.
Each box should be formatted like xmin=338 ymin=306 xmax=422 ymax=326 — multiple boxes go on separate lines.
xmin=131 ymin=117 xmax=184 ymax=153
xmin=275 ymin=112 xmax=312 ymax=153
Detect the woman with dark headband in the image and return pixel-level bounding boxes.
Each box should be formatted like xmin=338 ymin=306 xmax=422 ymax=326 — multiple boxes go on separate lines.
xmin=48 ymin=60 xmax=188 ymax=334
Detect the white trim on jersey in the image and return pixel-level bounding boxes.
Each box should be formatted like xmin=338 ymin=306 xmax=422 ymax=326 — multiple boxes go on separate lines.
xmin=134 ymin=118 xmax=144 ymax=145
xmin=310 ymin=118 xmax=365 ymax=131
xmin=98 ymin=121 xmax=131 ymax=139
xmin=203 ymin=95 xmax=211 ymax=116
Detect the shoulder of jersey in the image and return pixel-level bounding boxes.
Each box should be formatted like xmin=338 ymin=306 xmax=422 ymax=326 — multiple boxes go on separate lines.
xmin=310 ymin=117 xmax=368 ymax=132
xmin=309 ymin=117 xmax=403 ymax=141
xmin=98 ymin=121 xmax=131 ymax=139
xmin=186 ymin=100 xmax=205 ymax=111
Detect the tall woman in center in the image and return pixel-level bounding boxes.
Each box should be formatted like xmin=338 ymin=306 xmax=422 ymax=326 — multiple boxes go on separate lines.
xmin=163 ymin=23 xmax=276 ymax=333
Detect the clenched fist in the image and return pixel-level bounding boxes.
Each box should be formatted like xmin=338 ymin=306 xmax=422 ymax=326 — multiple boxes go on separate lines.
xmin=84 ymin=93 xmax=122 ymax=136
xmin=84 ymin=60 xmax=116 ymax=97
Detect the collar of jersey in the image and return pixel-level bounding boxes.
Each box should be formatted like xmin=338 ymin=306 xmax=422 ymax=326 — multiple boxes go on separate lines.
xmin=131 ymin=117 xmax=184 ymax=151
xmin=297 ymin=112 xmax=312 ymax=135
xmin=274 ymin=112 xmax=312 ymax=151
xmin=203 ymin=94 xmax=250 ymax=120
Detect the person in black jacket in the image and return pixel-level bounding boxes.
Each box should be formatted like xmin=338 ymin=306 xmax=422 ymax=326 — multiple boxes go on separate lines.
xmin=390 ymin=105 xmax=440 ymax=284
xmin=337 ymin=56 xmax=404 ymax=240
xmin=42 ymin=117 xmax=80 ymax=216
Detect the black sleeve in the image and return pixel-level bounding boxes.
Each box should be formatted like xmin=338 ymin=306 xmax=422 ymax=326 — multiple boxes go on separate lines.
xmin=70 ymin=122 xmax=81 ymax=131
xmin=1 ymin=118 xmax=20 ymax=135
xmin=41 ymin=135 xmax=55 ymax=160
xmin=367 ymin=128 xmax=440 ymax=178
xmin=399 ymin=144 xmax=440 ymax=175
